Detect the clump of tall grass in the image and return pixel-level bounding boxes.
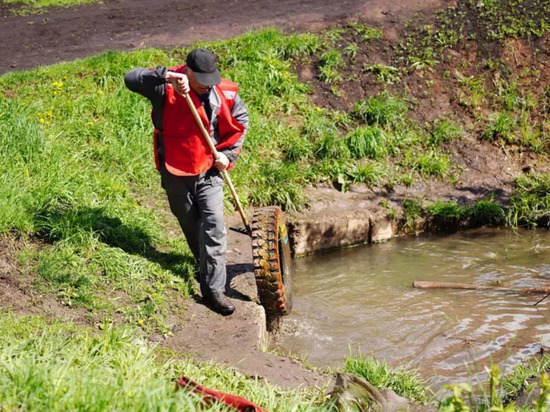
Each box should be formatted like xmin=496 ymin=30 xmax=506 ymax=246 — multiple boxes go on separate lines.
xmin=343 ymin=353 xmax=429 ymax=403
xmin=425 ymin=197 xmax=505 ymax=231
xmin=248 ymin=162 xmax=307 ymax=211
xmin=318 ymin=50 xmax=344 ymax=83
xmin=429 ymin=118 xmax=463 ymax=146
xmin=506 ymin=173 xmax=550 ymax=228
xmin=402 ymin=149 xmax=452 ymax=178
xmin=346 ymin=22 xmax=383 ymax=41
xmin=501 ymin=353 xmax=550 ymax=403
xmin=481 ymin=112 xmax=517 ymax=143
xmin=346 ymin=126 xmax=392 ymax=160
xmin=353 ymin=93 xmax=409 ymax=130
xmin=363 ymin=64 xmax=401 ymax=84
xmin=469 ymin=198 xmax=505 ymax=227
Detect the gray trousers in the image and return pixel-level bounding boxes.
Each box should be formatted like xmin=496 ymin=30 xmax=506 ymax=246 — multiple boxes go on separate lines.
xmin=161 ymin=168 xmax=227 ymax=297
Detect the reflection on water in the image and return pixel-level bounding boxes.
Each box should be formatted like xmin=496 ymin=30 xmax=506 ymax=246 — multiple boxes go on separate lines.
xmin=275 ymin=228 xmax=550 ymax=390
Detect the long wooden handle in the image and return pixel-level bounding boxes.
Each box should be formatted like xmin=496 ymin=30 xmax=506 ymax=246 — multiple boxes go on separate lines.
xmin=183 ymin=93 xmax=251 ymax=234
xmin=413 ymin=281 xmax=550 ymax=294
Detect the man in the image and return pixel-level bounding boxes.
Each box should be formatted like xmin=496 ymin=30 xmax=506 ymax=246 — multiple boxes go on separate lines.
xmin=124 ymin=48 xmax=248 ymax=316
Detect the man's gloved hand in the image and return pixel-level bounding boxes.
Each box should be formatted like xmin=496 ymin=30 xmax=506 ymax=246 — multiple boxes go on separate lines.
xmin=214 ymin=153 xmax=230 ymax=171
xmin=165 ymin=71 xmax=190 ymax=95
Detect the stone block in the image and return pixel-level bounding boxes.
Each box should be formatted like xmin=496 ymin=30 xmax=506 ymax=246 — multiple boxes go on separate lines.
xmin=288 ymin=211 xmax=370 ymax=256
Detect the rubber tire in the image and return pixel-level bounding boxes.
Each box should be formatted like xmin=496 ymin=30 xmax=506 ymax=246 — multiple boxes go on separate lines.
xmin=251 ymin=206 xmax=293 ymax=317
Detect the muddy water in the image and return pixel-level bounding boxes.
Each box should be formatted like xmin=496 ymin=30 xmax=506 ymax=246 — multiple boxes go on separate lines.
xmin=276 ymin=228 xmax=550 ymax=390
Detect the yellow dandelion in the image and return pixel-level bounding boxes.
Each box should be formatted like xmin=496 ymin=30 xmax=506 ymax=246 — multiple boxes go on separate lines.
xmin=45 ymin=121 xmax=51 ymax=125
xmin=39 ymin=118 xmax=45 ymax=123
xmin=138 ymin=319 xmax=144 ymax=325
xmin=97 ymin=90 xmax=104 ymax=95
xmin=89 ymin=121 xmax=94 ymax=125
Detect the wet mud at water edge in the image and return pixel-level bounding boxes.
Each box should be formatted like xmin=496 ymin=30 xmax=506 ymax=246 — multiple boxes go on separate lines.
xmin=274 ymin=228 xmax=550 ymax=392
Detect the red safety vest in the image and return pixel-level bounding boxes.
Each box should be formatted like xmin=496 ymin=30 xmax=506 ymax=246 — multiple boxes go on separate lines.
xmin=153 ymin=65 xmax=245 ymax=176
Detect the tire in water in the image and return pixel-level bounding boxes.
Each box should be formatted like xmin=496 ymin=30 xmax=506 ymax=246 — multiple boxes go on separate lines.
xmin=251 ymin=206 xmax=293 ymax=319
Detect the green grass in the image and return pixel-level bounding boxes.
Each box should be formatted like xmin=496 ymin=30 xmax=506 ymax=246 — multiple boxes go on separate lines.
xmin=0 ymin=49 xmax=198 ymax=330
xmin=426 ymin=198 xmax=506 ymax=230
xmin=346 ymin=126 xmax=392 ymax=160
xmin=346 ymin=22 xmax=383 ymax=41
xmin=506 ymin=173 xmax=550 ymax=228
xmin=482 ymin=112 xmax=517 ymax=143
xmin=352 ymin=93 xmax=409 ymax=130
xmin=0 ymin=312 xmax=332 ymax=411
xmin=363 ymin=64 xmax=401 ymax=84
xmin=318 ymin=50 xmax=344 ymax=83
xmin=343 ymin=353 xmax=429 ymax=403
xmin=399 ymin=197 xmax=505 ymax=232
xmin=429 ymin=118 xmax=463 ymax=146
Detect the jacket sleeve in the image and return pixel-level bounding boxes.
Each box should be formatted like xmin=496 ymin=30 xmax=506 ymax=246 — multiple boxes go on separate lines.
xmin=220 ymin=95 xmax=249 ymax=165
xmin=124 ymin=66 xmax=167 ymax=128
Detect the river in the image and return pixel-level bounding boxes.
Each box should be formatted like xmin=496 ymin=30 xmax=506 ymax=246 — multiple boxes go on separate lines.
xmin=276 ymin=228 xmax=550 ymax=391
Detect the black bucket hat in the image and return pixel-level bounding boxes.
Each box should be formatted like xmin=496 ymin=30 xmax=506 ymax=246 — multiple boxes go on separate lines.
xmin=186 ymin=48 xmax=221 ymax=86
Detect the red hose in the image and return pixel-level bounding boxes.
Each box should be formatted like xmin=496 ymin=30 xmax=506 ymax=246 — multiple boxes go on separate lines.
xmin=175 ymin=376 xmax=267 ymax=412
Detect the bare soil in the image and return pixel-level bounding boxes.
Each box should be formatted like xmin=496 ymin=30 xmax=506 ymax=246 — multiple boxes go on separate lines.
xmin=0 ymin=0 xmax=445 ymax=74
xmin=1 ymin=0 xmax=548 ymax=395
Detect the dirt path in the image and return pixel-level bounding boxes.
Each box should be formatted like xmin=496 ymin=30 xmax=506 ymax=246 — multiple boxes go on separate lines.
xmin=1 ymin=0 xmax=445 ymax=73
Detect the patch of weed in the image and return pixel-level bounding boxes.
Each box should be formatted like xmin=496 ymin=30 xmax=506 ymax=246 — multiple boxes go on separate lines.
xmin=363 ymin=64 xmax=401 ymax=84
xmin=506 ymin=172 xmax=550 ymax=228
xmin=482 ymin=112 xmax=516 ymax=143
xmin=403 ymin=150 xmax=452 ymax=178
xmin=353 ymin=93 xmax=409 ymax=130
xmin=318 ymin=50 xmax=344 ymax=84
xmin=346 ymin=22 xmax=383 ymax=41
xmin=346 ymin=126 xmax=392 ymax=160
xmin=343 ymin=352 xmax=429 ymax=403
xmin=429 ymin=118 xmax=463 ymax=146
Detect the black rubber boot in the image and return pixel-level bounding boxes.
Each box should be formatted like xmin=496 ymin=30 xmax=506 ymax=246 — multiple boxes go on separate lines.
xmin=203 ymin=291 xmax=235 ymax=316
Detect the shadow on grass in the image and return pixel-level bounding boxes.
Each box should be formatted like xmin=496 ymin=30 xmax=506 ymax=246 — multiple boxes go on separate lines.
xmin=34 ymin=205 xmax=195 ymax=281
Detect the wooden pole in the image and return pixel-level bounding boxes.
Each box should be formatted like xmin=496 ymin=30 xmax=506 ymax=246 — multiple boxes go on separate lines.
xmin=183 ymin=92 xmax=251 ymax=235
xmin=413 ymin=281 xmax=550 ymax=294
